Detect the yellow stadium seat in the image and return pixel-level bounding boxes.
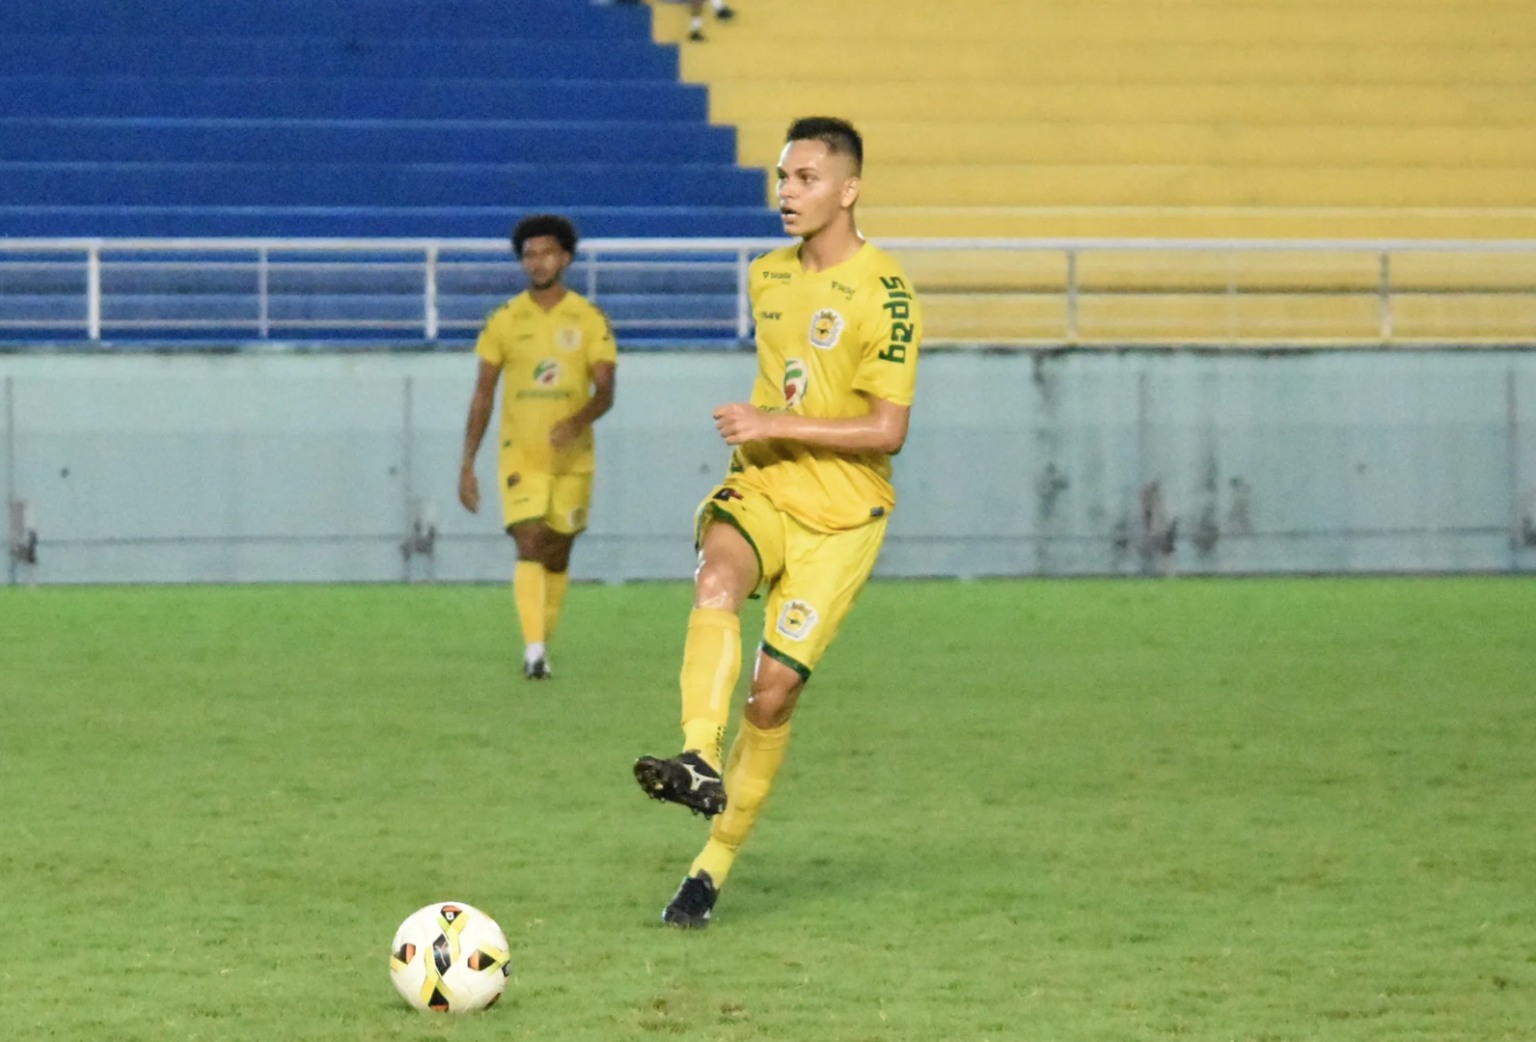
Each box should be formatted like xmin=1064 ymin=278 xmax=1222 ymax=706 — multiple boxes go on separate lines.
xmin=649 ymin=0 xmax=1536 ymax=341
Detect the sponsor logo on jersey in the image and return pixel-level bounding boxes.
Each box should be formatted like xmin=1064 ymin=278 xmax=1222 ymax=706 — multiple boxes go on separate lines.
xmin=533 ymin=359 xmax=562 ymax=386
xmin=776 ymin=599 xmax=820 ymax=642
xmin=809 ymin=308 xmax=844 ymax=350
xmin=557 ymin=327 xmax=583 ymax=351
xmin=762 ymin=270 xmax=792 ymax=281
xmin=783 ymin=358 xmax=809 ymax=408
xmin=758 ymin=311 xmax=782 ymax=321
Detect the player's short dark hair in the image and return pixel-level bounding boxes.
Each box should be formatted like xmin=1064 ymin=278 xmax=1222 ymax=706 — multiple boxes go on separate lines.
xmin=511 ymin=214 xmax=578 ymax=257
xmin=785 ymin=116 xmax=863 ymax=174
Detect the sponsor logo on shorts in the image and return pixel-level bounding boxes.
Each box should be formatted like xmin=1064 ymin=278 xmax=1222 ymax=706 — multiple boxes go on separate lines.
xmin=809 ymin=308 xmax=844 ymax=350
xmin=533 ymin=359 xmax=562 ymax=386
xmin=776 ymin=599 xmax=820 ymax=642
xmin=557 ymin=327 xmax=583 ymax=351
xmin=783 ymin=358 xmax=808 ymax=408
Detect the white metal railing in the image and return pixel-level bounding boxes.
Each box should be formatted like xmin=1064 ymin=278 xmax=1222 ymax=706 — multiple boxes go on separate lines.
xmin=2 ymin=237 xmax=1535 ymax=347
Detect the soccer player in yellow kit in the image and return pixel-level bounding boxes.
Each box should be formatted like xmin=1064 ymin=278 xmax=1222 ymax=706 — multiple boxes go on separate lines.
xmin=459 ymin=215 xmax=617 ymax=680
xmin=633 ymin=117 xmax=922 ymax=927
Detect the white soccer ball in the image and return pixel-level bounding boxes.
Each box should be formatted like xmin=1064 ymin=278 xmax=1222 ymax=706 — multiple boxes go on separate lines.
xmin=389 ymin=901 xmax=511 ymax=1013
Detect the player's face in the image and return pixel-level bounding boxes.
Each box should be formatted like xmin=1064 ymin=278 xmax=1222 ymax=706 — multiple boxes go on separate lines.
xmin=518 ymin=235 xmax=572 ymax=291
xmin=776 ymin=140 xmax=859 ymax=238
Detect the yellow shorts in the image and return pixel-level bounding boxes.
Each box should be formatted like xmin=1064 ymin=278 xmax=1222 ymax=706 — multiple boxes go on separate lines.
xmin=499 ymin=466 xmax=593 ymax=536
xmin=695 ymin=481 xmax=888 ymax=680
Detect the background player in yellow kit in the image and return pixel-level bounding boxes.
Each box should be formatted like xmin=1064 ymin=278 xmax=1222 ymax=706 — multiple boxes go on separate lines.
xmin=633 ymin=118 xmax=922 ymax=926
xmin=459 ymin=215 xmax=617 ymax=680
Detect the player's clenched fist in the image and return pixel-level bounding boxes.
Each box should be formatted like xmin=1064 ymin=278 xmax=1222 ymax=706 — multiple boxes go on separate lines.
xmin=713 ymin=402 xmax=775 ymax=445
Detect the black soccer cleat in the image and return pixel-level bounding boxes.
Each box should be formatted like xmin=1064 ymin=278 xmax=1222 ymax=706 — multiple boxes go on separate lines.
xmin=714 ymin=4 xmax=735 ymax=20
xmin=633 ymin=751 xmax=727 ymax=818
xmin=524 ymin=656 xmax=551 ymax=680
xmin=687 ymin=26 xmax=706 ymax=42
xmin=662 ymin=871 xmax=718 ymax=929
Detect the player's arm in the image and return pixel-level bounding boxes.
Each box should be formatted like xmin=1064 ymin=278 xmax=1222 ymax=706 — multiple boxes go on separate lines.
xmin=713 ymin=393 xmax=909 ymax=455
xmin=458 ymin=358 xmax=502 ymax=512
xmin=550 ymin=361 xmax=616 ymax=450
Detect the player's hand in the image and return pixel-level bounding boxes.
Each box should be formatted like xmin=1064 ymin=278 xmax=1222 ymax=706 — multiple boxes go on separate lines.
xmin=713 ymin=402 xmax=776 ymax=445
xmin=549 ymin=418 xmax=581 ymax=451
xmin=458 ymin=467 xmax=480 ymax=513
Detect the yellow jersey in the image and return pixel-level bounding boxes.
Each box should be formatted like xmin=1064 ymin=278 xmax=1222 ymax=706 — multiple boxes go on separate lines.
xmin=475 ymin=289 xmax=617 ymax=475
xmin=730 ymin=242 xmax=922 ymax=531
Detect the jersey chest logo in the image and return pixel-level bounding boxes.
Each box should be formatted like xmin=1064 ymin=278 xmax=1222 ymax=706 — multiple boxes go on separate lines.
xmin=533 ymin=359 xmax=563 ymax=386
xmin=808 ymin=308 xmax=844 ymax=350
xmin=783 ymin=358 xmax=808 ymax=408
xmin=557 ymin=327 xmax=583 ymax=351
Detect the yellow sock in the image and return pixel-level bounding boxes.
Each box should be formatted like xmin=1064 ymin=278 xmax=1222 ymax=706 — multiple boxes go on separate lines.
xmin=689 ymin=719 xmax=792 ymax=888
xmin=513 ymin=560 xmax=547 ymax=646
xmin=544 ymin=569 xmax=570 ymax=639
xmin=678 ymin=607 xmax=740 ymax=771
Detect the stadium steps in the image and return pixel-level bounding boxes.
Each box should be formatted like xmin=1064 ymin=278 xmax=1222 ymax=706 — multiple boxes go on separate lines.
xmin=650 ymin=0 xmax=1536 ymax=340
xmin=0 ymin=0 xmax=778 ymax=241
xmin=651 ymin=0 xmax=1536 ymax=240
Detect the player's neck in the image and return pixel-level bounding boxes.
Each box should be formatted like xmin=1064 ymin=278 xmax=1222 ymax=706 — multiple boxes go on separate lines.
xmin=528 ymin=284 xmax=568 ymax=311
xmin=797 ymin=219 xmax=864 ymax=274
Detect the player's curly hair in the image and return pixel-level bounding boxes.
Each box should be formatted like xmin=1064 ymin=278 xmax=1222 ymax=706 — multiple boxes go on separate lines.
xmin=511 ymin=214 xmax=579 ymax=257
xmin=785 ymin=116 xmax=863 ymax=174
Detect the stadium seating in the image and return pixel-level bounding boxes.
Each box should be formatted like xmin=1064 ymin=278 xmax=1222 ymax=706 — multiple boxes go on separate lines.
xmin=651 ymin=0 xmax=1536 ymax=240
xmin=646 ymin=0 xmax=1536 ymax=343
xmin=0 ymin=0 xmax=780 ymax=239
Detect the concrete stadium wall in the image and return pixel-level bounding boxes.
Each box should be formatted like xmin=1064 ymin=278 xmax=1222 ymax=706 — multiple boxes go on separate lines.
xmin=3 ymin=349 xmax=1535 ymax=585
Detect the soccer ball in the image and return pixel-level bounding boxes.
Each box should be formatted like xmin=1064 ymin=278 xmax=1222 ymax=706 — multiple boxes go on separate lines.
xmin=389 ymin=901 xmax=511 ymax=1013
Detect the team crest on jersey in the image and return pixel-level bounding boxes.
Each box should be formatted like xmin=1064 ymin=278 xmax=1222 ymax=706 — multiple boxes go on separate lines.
xmin=557 ymin=326 xmax=583 ymax=351
xmin=783 ymin=358 xmax=809 ymax=408
xmin=808 ymin=308 xmax=844 ymax=350
xmin=533 ymin=359 xmax=562 ymax=386
xmin=776 ymin=599 xmax=820 ymax=642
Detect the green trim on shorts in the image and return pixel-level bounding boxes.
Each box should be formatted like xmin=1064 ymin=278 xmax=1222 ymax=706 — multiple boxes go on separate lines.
xmin=760 ymin=640 xmax=812 ymax=682
xmin=504 ymin=516 xmax=544 ymax=533
xmin=704 ymin=503 xmax=764 ymax=592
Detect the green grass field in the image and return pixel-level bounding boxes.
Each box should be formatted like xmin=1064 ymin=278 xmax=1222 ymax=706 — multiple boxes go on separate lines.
xmin=2 ymin=578 xmax=1533 ymax=1041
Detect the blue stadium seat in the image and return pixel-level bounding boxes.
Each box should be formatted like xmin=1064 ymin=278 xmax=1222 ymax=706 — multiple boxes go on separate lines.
xmin=0 ymin=119 xmax=737 ymax=165
xmin=0 ymin=0 xmax=775 ymax=242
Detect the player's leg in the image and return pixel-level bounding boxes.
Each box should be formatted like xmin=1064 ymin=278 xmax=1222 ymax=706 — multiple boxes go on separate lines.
xmin=540 ymin=531 xmax=574 ymax=641
xmin=502 ymin=469 xmax=557 ymax=679
xmin=634 ymin=520 xmax=757 ymax=815
xmin=634 ymin=488 xmax=782 ymax=817
xmin=509 ymin=520 xmax=554 ymax=679
xmin=541 ymin=474 xmax=592 ymax=644
xmin=660 ymin=652 xmax=800 ymax=927
xmin=664 ymin=516 xmax=888 ymax=927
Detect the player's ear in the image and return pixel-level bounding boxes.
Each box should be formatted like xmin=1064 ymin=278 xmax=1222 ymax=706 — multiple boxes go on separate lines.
xmin=841 ymin=175 xmax=861 ymax=210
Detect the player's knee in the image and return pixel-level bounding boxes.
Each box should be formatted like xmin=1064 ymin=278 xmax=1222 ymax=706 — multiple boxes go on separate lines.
xmin=694 ymin=562 xmax=749 ymax=611
xmin=510 ymin=522 xmax=547 ymax=561
xmin=744 ymin=687 xmax=798 ymax=729
xmin=543 ymin=536 xmax=573 ymax=572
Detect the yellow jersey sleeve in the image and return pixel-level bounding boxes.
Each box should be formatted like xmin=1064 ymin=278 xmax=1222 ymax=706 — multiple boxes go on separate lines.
xmin=474 ymin=305 xmax=512 ymax=367
xmin=851 ymin=264 xmax=921 ymax=408
xmin=584 ymin=303 xmax=618 ymax=368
